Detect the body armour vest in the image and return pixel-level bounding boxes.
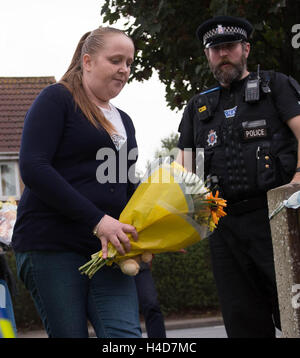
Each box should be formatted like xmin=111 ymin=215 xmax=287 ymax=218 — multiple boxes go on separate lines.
xmin=192 ymin=71 xmax=297 ymax=203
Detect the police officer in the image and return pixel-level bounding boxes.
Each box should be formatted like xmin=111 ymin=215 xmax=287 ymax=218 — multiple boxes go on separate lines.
xmin=176 ymin=15 xmax=300 ymax=338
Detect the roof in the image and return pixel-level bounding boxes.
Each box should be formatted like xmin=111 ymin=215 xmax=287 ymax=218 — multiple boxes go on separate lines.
xmin=0 ymin=76 xmax=56 ymax=153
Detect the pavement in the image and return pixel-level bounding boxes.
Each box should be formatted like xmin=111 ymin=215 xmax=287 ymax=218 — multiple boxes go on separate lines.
xmin=16 ymin=315 xmax=224 ymax=338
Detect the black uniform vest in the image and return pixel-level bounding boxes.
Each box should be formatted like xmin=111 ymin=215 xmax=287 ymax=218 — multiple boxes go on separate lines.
xmin=193 ymin=72 xmax=297 ymax=202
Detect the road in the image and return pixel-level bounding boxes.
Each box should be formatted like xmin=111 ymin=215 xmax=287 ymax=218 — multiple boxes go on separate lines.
xmin=142 ymin=325 xmax=227 ymax=338
xmin=143 ymin=325 xmax=282 ymax=338
xmin=18 ymin=324 xmax=282 ymax=338
xmin=17 ymin=324 xmax=227 ymax=338
xmin=166 ymin=325 xmax=227 ymax=338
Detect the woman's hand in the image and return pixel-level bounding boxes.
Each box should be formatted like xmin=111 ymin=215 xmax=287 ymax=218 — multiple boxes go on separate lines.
xmin=94 ymin=215 xmax=138 ymax=259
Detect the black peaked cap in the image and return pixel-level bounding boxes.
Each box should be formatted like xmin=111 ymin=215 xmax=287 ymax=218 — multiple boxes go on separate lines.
xmin=196 ymin=15 xmax=253 ymax=48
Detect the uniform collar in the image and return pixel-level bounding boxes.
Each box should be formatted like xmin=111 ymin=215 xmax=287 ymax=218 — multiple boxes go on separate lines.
xmin=221 ymin=74 xmax=249 ymax=93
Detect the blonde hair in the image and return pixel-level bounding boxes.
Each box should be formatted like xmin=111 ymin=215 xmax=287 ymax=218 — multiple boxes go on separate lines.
xmin=59 ymin=27 xmax=132 ymax=134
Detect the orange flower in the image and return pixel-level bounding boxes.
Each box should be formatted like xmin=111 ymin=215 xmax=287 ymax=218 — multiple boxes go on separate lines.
xmin=206 ymin=190 xmax=227 ymax=226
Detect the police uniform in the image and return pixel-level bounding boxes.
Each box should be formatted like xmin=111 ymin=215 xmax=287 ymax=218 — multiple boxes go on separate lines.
xmin=177 ymin=16 xmax=300 ymax=337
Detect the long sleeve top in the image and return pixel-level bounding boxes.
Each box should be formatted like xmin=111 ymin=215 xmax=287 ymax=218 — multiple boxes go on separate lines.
xmin=12 ymin=83 xmax=138 ymax=257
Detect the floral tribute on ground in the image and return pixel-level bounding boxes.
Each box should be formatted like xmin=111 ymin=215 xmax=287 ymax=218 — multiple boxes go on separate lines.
xmin=0 ymin=197 xmax=17 ymax=246
xmin=79 ymin=159 xmax=227 ymax=278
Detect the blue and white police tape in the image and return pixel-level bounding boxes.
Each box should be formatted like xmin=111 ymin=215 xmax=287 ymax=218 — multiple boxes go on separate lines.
xmin=0 ymin=279 xmax=16 ymax=338
xmin=269 ymin=190 xmax=300 ymax=220
xmin=0 ymin=307 xmax=15 ymax=338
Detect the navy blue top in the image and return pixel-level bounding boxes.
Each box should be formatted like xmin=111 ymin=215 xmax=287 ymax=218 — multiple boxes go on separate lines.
xmin=12 ymin=83 xmax=138 ymax=257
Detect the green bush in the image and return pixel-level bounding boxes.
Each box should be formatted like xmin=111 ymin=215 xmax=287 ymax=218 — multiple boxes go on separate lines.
xmin=5 ymin=238 xmax=219 ymax=330
xmin=151 ymin=238 xmax=220 ymax=315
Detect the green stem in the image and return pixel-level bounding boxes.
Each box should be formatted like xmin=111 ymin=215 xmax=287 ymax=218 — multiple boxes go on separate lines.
xmin=79 ymin=256 xmax=114 ymax=279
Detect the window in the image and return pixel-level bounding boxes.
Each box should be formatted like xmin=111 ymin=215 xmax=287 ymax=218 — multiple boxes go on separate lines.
xmin=0 ymin=161 xmax=20 ymax=200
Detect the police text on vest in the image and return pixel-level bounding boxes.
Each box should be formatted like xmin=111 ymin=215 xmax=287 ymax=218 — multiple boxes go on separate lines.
xmin=244 ymin=128 xmax=267 ymax=139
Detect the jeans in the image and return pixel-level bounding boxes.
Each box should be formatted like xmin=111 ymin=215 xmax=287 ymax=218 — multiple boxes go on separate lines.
xmin=15 ymin=251 xmax=141 ymax=338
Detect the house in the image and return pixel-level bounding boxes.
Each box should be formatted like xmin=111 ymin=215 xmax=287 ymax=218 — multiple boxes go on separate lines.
xmin=0 ymin=77 xmax=56 ymax=201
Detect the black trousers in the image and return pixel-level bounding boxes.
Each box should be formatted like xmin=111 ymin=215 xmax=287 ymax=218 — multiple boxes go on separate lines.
xmin=134 ymin=266 xmax=166 ymax=338
xmin=209 ymin=207 xmax=281 ymax=338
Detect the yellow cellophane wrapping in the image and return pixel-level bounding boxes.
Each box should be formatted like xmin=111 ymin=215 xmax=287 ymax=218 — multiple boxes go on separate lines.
xmin=112 ymin=163 xmax=203 ymax=262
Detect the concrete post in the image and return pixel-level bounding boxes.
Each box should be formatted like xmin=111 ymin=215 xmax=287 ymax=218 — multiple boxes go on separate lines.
xmin=268 ymin=183 xmax=300 ymax=338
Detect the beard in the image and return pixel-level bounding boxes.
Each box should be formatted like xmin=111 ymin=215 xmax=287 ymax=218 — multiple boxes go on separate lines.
xmin=209 ymin=53 xmax=247 ymax=86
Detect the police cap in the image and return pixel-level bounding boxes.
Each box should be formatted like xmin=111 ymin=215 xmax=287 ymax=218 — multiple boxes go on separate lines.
xmin=196 ymin=15 xmax=253 ymax=48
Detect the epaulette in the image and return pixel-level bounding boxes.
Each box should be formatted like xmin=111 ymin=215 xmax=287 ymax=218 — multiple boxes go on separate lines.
xmin=195 ymin=86 xmax=221 ymax=121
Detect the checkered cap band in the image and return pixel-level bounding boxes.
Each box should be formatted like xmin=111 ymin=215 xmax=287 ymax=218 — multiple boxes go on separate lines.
xmin=203 ymin=25 xmax=247 ymax=45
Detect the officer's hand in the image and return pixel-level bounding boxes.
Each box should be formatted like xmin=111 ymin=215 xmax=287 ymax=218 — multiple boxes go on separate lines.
xmin=290 ymin=172 xmax=300 ymax=183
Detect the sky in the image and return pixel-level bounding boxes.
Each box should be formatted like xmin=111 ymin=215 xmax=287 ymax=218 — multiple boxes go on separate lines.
xmin=0 ymin=0 xmax=183 ymax=173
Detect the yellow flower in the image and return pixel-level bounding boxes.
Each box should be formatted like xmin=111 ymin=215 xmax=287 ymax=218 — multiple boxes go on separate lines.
xmin=209 ymin=218 xmax=216 ymax=232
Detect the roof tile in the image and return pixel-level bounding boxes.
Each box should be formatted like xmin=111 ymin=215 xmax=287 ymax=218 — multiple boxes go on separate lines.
xmin=0 ymin=76 xmax=56 ymax=153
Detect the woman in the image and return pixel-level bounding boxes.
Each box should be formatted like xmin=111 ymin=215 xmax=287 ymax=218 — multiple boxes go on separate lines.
xmin=12 ymin=27 xmax=141 ymax=338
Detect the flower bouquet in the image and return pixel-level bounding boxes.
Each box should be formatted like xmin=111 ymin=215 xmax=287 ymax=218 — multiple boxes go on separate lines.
xmin=79 ymin=159 xmax=226 ymax=278
xmin=0 ymin=197 xmax=17 ymax=246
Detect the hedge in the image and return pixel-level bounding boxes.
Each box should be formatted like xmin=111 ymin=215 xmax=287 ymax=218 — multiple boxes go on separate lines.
xmin=5 ymin=238 xmax=219 ymax=330
xmin=151 ymin=238 xmax=220 ymax=315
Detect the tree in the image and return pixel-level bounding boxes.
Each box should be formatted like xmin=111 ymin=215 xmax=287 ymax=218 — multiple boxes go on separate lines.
xmin=154 ymin=132 xmax=179 ymax=158
xmin=101 ymin=0 xmax=300 ymax=111
xmin=143 ymin=132 xmax=179 ymax=173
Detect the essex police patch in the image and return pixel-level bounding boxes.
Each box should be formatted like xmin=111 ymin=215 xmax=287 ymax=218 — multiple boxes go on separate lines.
xmin=207 ymin=129 xmax=218 ymax=147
